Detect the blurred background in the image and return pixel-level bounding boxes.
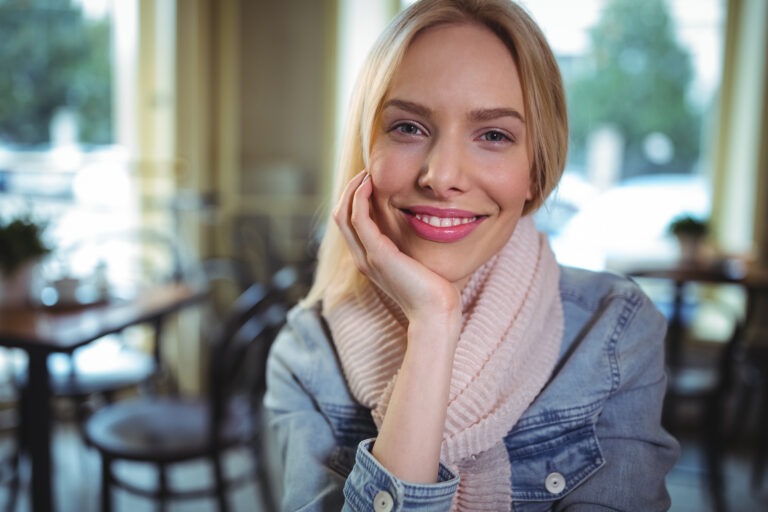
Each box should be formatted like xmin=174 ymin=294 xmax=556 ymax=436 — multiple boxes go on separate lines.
xmin=0 ymin=0 xmax=766 ymax=511
xmin=2 ymin=0 xmax=762 ymax=286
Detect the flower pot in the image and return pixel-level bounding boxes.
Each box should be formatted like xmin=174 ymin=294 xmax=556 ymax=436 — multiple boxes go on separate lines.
xmin=0 ymin=260 xmax=37 ymax=308
xmin=675 ymin=234 xmax=704 ymax=265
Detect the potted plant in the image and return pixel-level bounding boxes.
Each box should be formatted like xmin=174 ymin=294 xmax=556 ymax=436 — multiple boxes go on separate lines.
xmin=0 ymin=213 xmax=52 ymax=306
xmin=667 ymin=214 xmax=709 ymax=264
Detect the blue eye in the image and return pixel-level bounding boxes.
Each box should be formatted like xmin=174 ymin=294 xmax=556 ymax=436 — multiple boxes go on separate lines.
xmin=393 ymin=122 xmax=423 ymax=136
xmin=481 ymin=130 xmax=510 ymax=142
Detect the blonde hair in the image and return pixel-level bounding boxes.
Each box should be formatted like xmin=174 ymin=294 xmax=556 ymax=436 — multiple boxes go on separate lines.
xmin=305 ymin=0 xmax=568 ymax=307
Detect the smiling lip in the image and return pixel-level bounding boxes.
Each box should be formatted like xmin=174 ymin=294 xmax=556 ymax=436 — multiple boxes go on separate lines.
xmin=402 ymin=206 xmax=485 ymax=243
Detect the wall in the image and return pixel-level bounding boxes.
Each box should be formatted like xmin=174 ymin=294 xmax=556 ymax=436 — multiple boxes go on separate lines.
xmin=234 ymin=0 xmax=337 ymax=279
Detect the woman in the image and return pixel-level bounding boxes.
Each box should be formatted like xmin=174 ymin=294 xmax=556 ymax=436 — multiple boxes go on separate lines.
xmin=264 ymin=0 xmax=680 ymax=510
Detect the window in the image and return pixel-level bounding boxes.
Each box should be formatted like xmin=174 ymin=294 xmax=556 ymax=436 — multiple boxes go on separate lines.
xmin=0 ymin=0 xmax=113 ymax=148
xmin=525 ymin=0 xmax=725 ymax=271
xmin=0 ymin=0 xmax=154 ymax=298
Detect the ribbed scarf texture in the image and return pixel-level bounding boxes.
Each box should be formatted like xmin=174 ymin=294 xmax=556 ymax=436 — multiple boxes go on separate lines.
xmin=324 ymin=217 xmax=564 ymax=511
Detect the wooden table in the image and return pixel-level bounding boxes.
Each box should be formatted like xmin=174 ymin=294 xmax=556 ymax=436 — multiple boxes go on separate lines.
xmin=0 ymin=282 xmax=208 ymax=512
xmin=628 ymin=260 xmax=768 ymax=370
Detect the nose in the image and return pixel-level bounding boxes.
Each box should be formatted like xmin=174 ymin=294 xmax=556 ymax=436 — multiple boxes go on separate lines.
xmin=417 ymin=136 xmax=468 ymax=197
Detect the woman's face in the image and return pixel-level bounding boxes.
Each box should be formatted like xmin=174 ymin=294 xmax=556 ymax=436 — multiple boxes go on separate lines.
xmin=369 ymin=22 xmax=533 ymax=288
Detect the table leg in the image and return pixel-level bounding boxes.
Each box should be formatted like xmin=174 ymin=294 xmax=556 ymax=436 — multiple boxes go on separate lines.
xmin=667 ymin=281 xmax=686 ymax=371
xmin=662 ymin=281 xmax=686 ymax=432
xmin=24 ymin=351 xmax=54 ymax=512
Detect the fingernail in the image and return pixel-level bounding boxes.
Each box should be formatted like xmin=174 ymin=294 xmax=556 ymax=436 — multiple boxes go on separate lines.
xmin=362 ymin=173 xmax=370 ymax=183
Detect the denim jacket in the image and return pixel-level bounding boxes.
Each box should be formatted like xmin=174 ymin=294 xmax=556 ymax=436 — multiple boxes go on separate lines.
xmin=264 ymin=266 xmax=680 ymax=511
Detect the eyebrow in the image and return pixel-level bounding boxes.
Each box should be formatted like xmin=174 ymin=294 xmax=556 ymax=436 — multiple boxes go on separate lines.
xmin=381 ymin=98 xmax=525 ymax=124
xmin=469 ymin=107 xmax=525 ymax=124
xmin=381 ymin=99 xmax=432 ymax=118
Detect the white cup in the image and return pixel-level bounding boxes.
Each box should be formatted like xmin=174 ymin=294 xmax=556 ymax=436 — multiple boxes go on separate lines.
xmin=53 ymin=277 xmax=80 ymax=304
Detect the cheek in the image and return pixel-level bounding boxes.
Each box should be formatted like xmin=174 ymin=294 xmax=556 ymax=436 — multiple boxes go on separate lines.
xmin=368 ymin=143 xmax=420 ymax=195
xmin=482 ymin=160 xmax=534 ymax=210
xmin=367 ymin=147 xmax=400 ymax=224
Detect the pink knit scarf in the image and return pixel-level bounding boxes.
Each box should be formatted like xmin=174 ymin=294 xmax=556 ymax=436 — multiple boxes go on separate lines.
xmin=324 ymin=217 xmax=564 ymax=510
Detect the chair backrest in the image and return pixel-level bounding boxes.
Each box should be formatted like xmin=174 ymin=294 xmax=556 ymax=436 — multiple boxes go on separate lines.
xmin=713 ymin=283 xmax=768 ymax=391
xmin=206 ymin=267 xmax=299 ymax=443
xmin=744 ymin=286 xmax=768 ymax=347
xmin=200 ymin=258 xmax=254 ymax=290
xmin=199 ymin=257 xmax=254 ymax=305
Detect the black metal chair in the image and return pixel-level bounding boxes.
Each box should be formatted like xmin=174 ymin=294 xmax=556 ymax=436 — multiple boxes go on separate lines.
xmin=705 ymin=286 xmax=768 ymax=508
xmin=83 ymin=269 xmax=295 ymax=511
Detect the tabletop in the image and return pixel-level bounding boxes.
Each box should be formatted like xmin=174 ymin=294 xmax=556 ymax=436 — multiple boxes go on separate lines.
xmin=0 ymin=282 xmax=208 ymax=352
xmin=628 ymin=258 xmax=768 ymax=290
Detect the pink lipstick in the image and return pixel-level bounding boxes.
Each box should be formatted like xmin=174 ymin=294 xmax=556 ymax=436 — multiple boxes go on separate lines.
xmin=403 ymin=206 xmax=485 ymax=243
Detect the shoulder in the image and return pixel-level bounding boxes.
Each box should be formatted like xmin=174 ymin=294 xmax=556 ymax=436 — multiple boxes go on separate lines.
xmin=266 ymin=303 xmax=353 ymax=403
xmin=559 ymin=264 xmax=656 ymax=311
xmin=268 ymin=304 xmax=330 ymax=371
xmin=558 ymin=265 xmax=666 ymax=348
xmin=514 ymin=264 xmax=668 ymax=422
xmin=551 ymin=265 xmax=667 ymax=397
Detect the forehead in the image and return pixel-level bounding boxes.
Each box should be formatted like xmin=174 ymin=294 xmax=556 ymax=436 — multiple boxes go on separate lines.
xmin=386 ymin=22 xmax=523 ymax=109
xmin=408 ymin=21 xmax=514 ymax=61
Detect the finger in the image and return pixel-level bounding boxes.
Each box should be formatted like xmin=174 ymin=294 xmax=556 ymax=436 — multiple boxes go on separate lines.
xmin=349 ymin=173 xmax=384 ymax=251
xmin=333 ymin=172 xmax=371 ymax=271
xmin=332 ymin=170 xmax=366 ymax=223
xmin=349 ymin=175 xmax=407 ymax=282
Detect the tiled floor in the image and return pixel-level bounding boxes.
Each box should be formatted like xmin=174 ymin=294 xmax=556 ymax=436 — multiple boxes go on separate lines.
xmin=0 ymin=415 xmax=766 ymax=511
xmin=667 ymin=437 xmax=768 ymax=511
xmin=3 ymin=420 xmax=272 ymax=512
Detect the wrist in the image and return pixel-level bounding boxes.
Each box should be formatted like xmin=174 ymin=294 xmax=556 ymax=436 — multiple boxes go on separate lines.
xmin=407 ymin=315 xmax=461 ymax=358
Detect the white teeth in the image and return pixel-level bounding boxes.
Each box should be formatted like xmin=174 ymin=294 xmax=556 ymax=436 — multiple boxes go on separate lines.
xmin=414 ymin=214 xmax=477 ymax=227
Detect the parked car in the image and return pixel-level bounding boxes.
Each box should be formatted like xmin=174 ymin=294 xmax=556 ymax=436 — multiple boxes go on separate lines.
xmin=548 ymin=173 xmax=711 ymax=272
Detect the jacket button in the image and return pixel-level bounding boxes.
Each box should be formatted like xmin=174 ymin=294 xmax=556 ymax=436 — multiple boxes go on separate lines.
xmin=373 ymin=490 xmax=394 ymax=512
xmin=545 ymin=472 xmax=566 ymax=494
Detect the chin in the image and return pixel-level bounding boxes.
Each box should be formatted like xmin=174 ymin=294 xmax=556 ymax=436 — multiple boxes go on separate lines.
xmin=413 ymin=253 xmax=477 ymax=287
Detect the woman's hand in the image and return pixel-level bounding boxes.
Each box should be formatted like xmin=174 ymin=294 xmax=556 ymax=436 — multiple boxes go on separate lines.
xmin=334 ymin=171 xmax=460 ymax=483
xmin=333 ymin=171 xmax=462 ymax=332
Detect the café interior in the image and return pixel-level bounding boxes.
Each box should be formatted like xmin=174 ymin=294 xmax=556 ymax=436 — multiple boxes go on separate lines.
xmin=0 ymin=0 xmax=766 ymax=511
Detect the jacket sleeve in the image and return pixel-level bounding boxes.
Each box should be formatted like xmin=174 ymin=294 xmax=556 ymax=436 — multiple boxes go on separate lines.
xmin=556 ymin=288 xmax=681 ymax=511
xmin=263 ymin=308 xmax=459 ymax=511
xmin=343 ymin=439 xmax=459 ymax=511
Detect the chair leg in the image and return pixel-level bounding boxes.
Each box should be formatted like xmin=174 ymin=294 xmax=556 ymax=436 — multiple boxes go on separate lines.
xmin=2 ymin=449 xmax=20 ymax=512
xmin=728 ymin=375 xmax=756 ymax=440
xmin=751 ymin=375 xmax=768 ymax=492
xmin=17 ymin=386 xmax=29 ymax=458
xmin=211 ymin=454 xmax=229 ymax=512
xmin=100 ymin=456 xmax=114 ymax=512
xmin=704 ymin=391 xmax=728 ymax=512
xmin=158 ymin=463 xmax=168 ymax=512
